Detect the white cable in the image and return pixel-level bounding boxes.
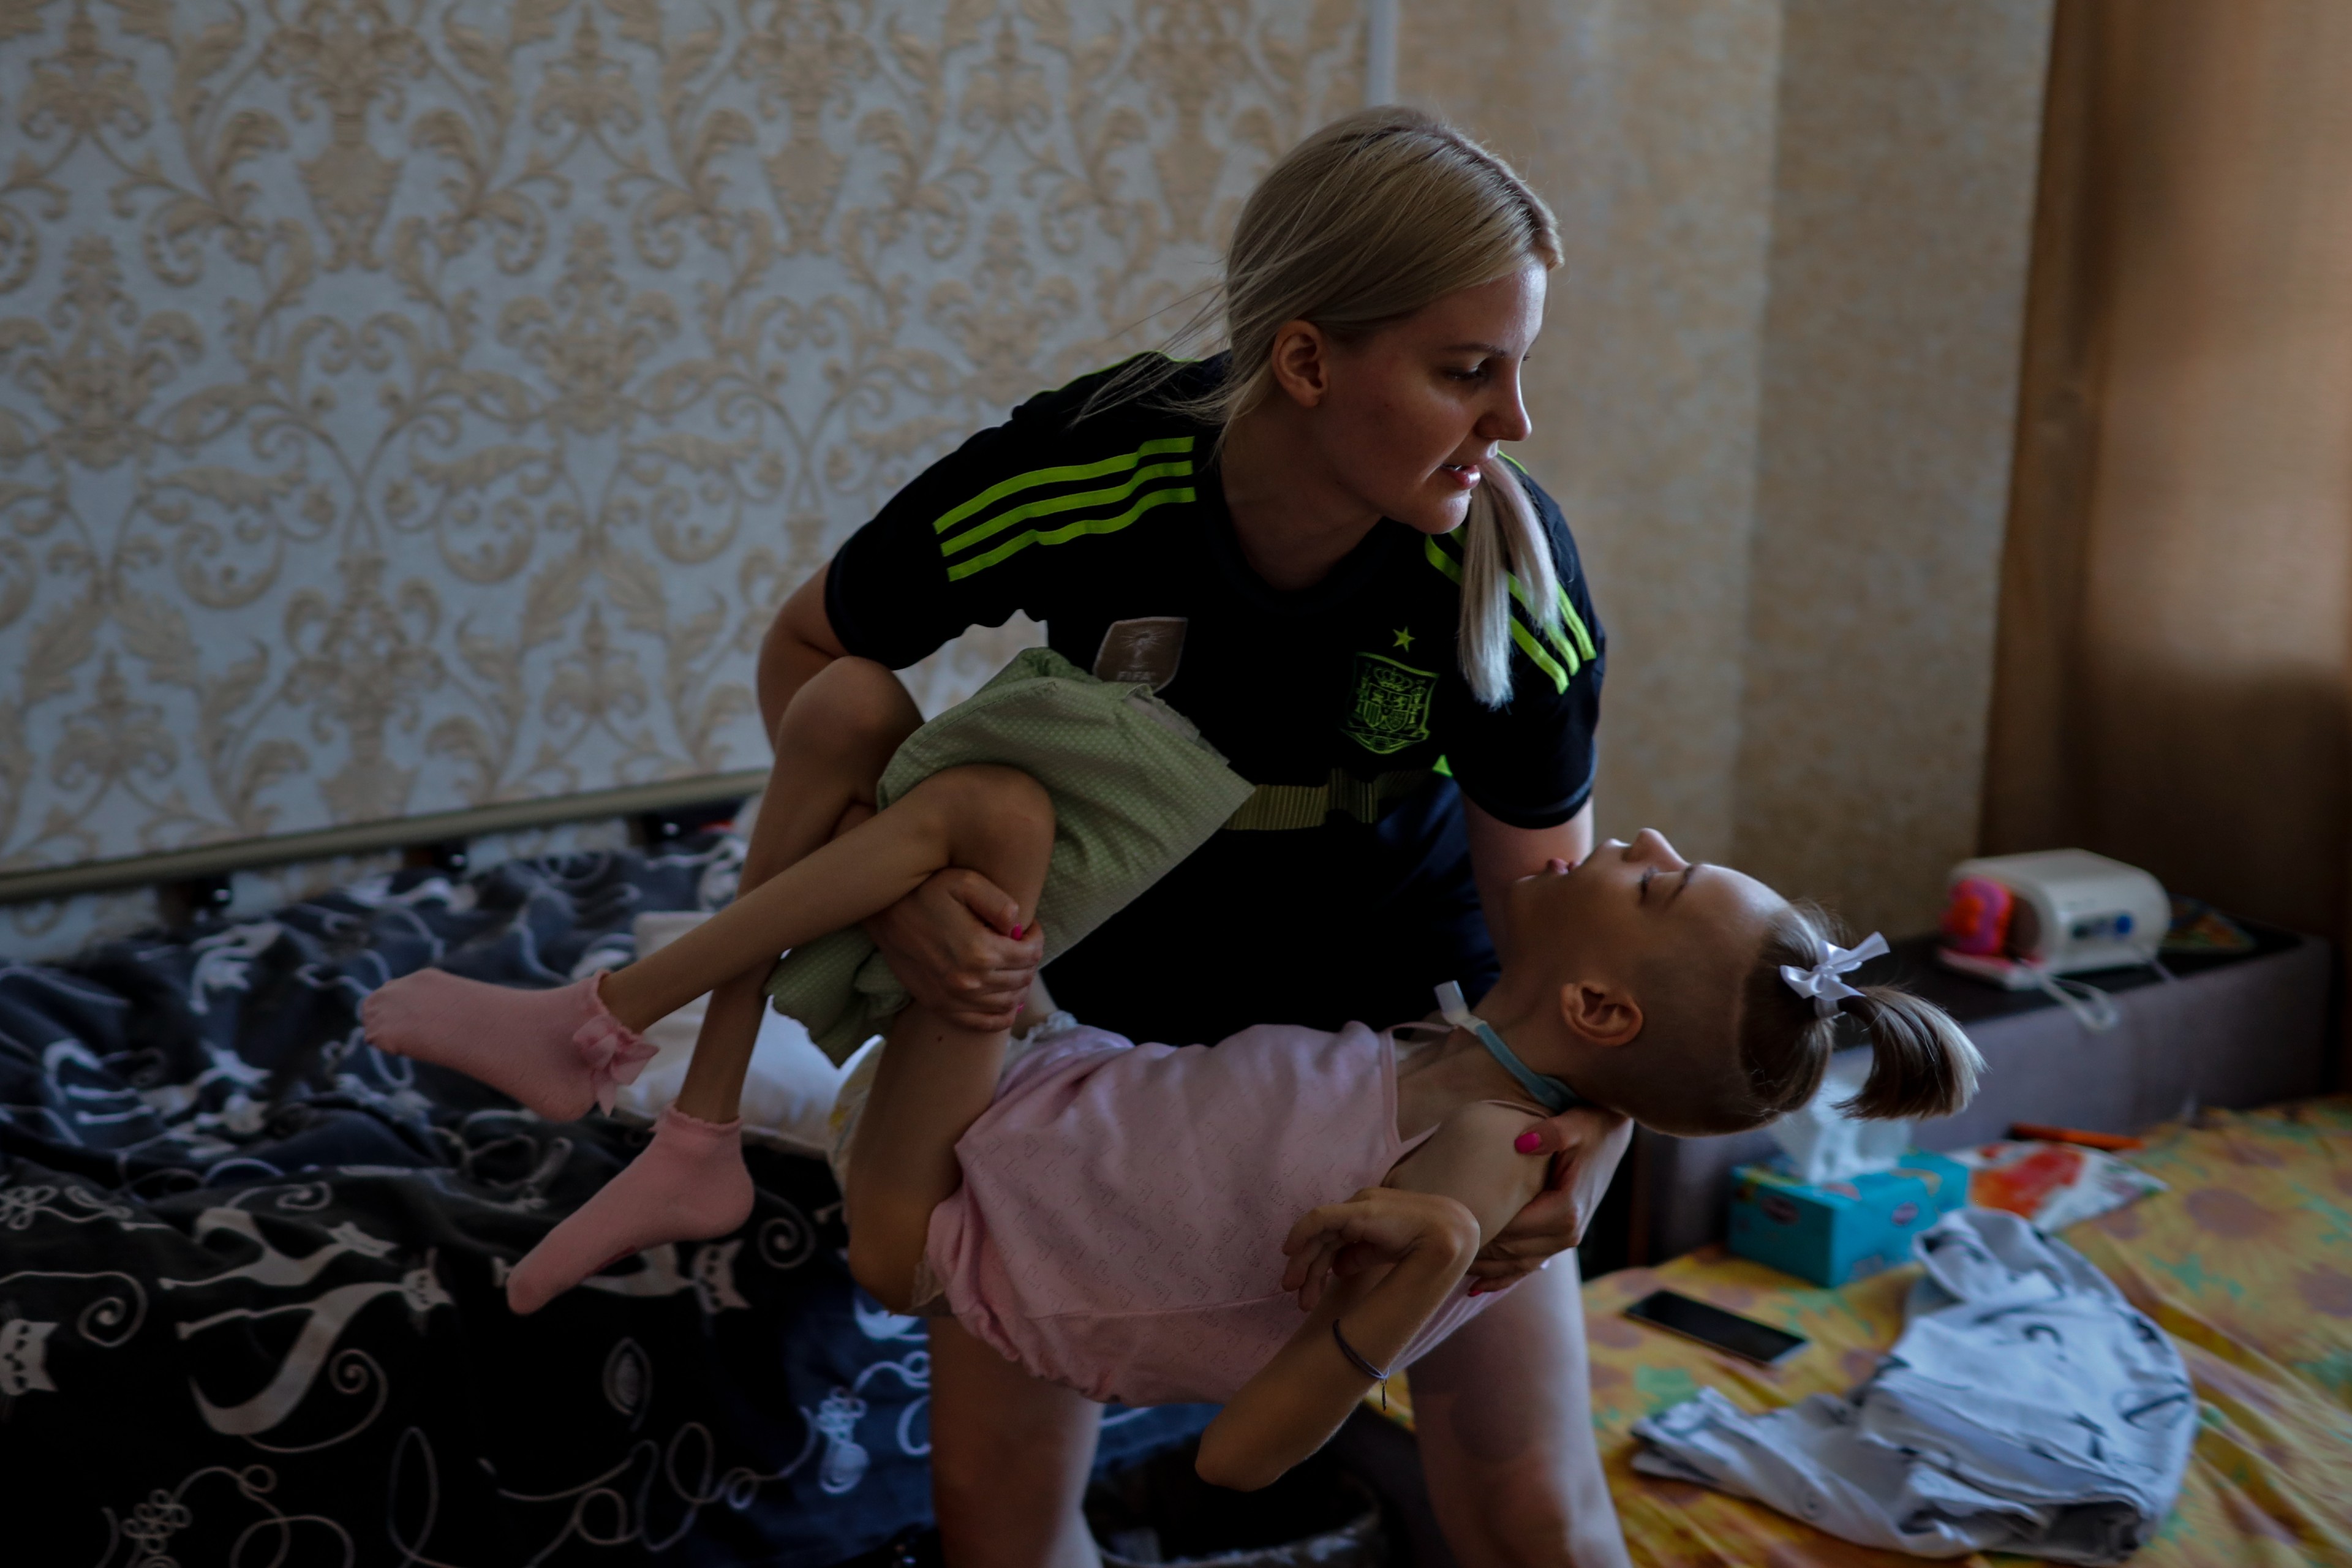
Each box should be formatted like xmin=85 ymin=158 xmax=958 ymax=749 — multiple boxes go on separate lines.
xmin=2029 ymin=967 xmax=2121 ymax=1033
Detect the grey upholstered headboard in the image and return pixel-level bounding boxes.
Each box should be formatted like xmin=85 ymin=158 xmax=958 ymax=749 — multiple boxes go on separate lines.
xmin=1629 ymin=931 xmax=2332 ymax=1265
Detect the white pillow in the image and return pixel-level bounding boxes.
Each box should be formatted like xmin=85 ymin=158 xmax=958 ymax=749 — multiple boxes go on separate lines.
xmin=609 ymin=910 xmax=846 ymax=1158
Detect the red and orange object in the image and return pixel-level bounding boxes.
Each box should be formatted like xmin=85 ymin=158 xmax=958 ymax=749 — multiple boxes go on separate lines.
xmin=2007 ymin=1121 xmax=2144 ymax=1152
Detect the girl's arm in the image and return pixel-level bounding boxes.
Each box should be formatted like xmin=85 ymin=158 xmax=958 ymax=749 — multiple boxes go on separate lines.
xmin=1196 ymin=1102 xmax=1548 ymax=1492
xmin=1196 ymin=1189 xmax=1476 ymax=1493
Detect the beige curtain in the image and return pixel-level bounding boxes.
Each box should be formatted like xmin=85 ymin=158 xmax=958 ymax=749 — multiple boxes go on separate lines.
xmin=1983 ymin=0 xmax=2352 ymax=992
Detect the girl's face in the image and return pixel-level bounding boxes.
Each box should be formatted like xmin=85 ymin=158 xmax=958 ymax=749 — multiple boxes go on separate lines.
xmin=1313 ymin=266 xmax=1547 ymax=535
xmin=1511 ymin=830 xmax=1784 ymax=981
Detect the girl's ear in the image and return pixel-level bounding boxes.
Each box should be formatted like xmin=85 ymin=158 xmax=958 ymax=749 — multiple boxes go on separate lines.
xmin=1558 ymin=979 xmax=1642 ymax=1049
xmin=1267 ymin=318 xmax=1333 ymax=407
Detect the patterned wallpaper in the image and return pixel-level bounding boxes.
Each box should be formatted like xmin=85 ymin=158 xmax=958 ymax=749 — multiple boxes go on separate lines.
xmin=0 ymin=0 xmax=1366 ymax=887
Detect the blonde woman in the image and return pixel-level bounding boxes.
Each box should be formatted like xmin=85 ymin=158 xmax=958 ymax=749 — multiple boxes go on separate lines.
xmin=778 ymin=107 xmax=1626 ymax=1567
xmin=383 ymin=108 xmax=1632 ymax=1564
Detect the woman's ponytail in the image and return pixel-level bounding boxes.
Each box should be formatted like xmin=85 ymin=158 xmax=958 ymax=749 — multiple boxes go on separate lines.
xmin=1458 ymin=458 xmax=1561 ymax=707
xmin=1835 ymin=987 xmax=1983 ymax=1120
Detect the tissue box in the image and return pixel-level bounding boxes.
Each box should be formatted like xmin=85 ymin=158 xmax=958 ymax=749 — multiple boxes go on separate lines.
xmin=1727 ymin=1151 xmax=1969 ymax=1286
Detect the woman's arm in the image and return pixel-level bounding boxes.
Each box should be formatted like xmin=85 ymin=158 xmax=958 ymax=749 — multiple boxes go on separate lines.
xmin=1197 ymin=1103 xmax=1548 ymax=1491
xmin=758 ymin=567 xmax=851 ymax=736
xmin=1469 ymin=1110 xmax=1630 ymax=1288
xmin=1463 ymin=797 xmax=1592 ymax=965
xmin=1462 ymin=797 xmax=1630 ymax=1286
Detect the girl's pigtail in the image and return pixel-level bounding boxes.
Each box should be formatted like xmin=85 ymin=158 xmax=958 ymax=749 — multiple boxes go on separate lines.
xmin=1738 ymin=903 xmax=1981 ymax=1129
xmin=1834 ymin=988 xmax=1984 ymax=1120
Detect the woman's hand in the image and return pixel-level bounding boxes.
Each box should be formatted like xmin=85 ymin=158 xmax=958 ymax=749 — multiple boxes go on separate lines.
xmin=1468 ymin=1106 xmax=1632 ymax=1289
xmin=863 ymin=869 xmax=1046 ymax=1031
xmin=1281 ymin=1187 xmax=1480 ymax=1312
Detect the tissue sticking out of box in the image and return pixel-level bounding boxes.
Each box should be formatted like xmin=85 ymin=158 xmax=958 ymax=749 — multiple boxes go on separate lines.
xmin=1770 ymin=1052 xmax=1913 ymax=1185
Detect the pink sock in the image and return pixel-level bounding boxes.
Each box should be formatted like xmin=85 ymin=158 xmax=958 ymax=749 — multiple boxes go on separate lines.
xmin=506 ymin=1108 xmax=753 ymax=1314
xmin=361 ymin=970 xmax=654 ymax=1121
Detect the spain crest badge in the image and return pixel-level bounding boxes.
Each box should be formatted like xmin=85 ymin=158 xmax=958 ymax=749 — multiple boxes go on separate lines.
xmin=1341 ymin=652 xmax=1438 ymax=756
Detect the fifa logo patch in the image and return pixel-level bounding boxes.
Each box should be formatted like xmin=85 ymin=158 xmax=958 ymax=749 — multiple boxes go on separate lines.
xmin=1093 ymin=617 xmax=1187 ymax=691
xmin=1341 ymin=652 xmax=1437 ymax=755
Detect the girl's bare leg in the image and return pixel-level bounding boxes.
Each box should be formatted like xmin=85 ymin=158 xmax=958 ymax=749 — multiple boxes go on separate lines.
xmin=834 ymin=769 xmax=1057 ymax=1303
xmin=361 ymin=658 xmax=919 ymax=1121
xmin=1406 ymin=1254 xmax=1632 ymax=1568
xmin=505 ymin=763 xmax=1054 ymax=1313
xmin=840 ymin=1000 xmax=1014 ymax=1310
xmin=669 ymin=658 xmax=919 ymax=1123
xmin=597 ymin=764 xmax=1049 ymax=1028
xmin=929 ymin=1317 xmax=1105 ymax=1568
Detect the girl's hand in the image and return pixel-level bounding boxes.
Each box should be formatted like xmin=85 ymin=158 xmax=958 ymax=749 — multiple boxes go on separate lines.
xmin=1281 ymin=1188 xmax=1480 ymax=1312
xmin=1468 ymin=1106 xmax=1631 ymax=1289
xmin=864 ymin=869 xmax=1045 ymax=1031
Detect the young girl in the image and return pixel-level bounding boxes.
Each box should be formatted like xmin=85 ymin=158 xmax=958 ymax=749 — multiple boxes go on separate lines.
xmin=364 ymin=655 xmax=1982 ymax=1498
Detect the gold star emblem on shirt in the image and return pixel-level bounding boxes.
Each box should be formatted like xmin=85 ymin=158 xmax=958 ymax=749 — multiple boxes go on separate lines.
xmin=1392 ymin=627 xmax=1415 ymax=651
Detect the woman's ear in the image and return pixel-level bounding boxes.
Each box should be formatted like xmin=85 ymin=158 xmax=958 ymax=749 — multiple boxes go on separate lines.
xmin=1558 ymin=979 xmax=1642 ymax=1049
xmin=1266 ymin=318 xmax=1332 ymax=407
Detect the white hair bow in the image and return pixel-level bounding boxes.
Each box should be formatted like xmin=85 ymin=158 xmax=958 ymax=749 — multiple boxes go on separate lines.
xmin=1779 ymin=931 xmax=1890 ymax=1017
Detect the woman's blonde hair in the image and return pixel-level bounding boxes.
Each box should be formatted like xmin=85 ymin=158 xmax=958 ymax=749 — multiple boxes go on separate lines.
xmin=1099 ymin=106 xmax=1565 ymax=706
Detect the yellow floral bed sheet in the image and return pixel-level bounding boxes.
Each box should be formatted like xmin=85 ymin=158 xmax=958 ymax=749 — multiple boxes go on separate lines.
xmin=1575 ymin=1099 xmax=2352 ymax=1567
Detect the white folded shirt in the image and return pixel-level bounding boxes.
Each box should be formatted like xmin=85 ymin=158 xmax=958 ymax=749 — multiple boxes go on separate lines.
xmin=1632 ymin=1208 xmax=2195 ymax=1563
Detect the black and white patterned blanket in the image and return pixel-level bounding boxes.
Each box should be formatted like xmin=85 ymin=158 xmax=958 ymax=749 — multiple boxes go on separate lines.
xmin=0 ymin=837 xmax=1200 ymax=1566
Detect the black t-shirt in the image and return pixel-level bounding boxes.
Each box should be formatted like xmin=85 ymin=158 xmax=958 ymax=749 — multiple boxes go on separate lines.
xmin=826 ymin=356 xmax=1605 ymax=1042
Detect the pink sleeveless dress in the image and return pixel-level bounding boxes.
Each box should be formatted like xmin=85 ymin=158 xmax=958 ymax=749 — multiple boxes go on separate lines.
xmin=921 ymin=1020 xmax=1510 ymax=1406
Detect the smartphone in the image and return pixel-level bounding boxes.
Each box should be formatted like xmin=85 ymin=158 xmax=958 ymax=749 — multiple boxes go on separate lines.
xmin=1624 ymin=1289 xmax=1807 ymax=1366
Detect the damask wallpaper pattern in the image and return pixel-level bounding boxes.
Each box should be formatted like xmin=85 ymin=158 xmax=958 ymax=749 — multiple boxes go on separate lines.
xmin=0 ymin=0 xmax=1365 ymax=896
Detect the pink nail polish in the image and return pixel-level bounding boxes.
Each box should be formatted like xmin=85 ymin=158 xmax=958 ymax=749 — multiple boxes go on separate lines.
xmin=1008 ymin=924 xmax=1024 ymax=941
xmin=1514 ymin=1130 xmax=1544 ymax=1154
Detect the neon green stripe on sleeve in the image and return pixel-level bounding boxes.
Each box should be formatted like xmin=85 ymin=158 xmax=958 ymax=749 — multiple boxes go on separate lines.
xmin=1556 ymin=586 xmax=1597 ymax=662
xmin=930 ymin=437 xmax=1195 ymax=536
xmin=1493 ymin=563 xmax=1585 ymax=673
xmin=1510 ymin=620 xmax=1572 ymax=695
xmin=1521 ymin=581 xmax=1585 ymax=675
xmin=938 ymin=460 xmax=1193 ymax=559
xmin=1423 ymin=534 xmax=1583 ymax=684
xmin=944 ymin=485 xmax=1196 ymax=581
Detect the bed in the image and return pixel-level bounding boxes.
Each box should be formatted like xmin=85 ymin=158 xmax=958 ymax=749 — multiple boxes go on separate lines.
xmin=0 ymin=834 xmax=1200 ymax=1566
xmin=1573 ymin=1098 xmax=2352 ymax=1566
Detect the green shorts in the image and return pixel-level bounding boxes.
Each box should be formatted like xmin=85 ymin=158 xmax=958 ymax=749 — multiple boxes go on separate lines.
xmin=763 ymin=647 xmax=1256 ymax=1063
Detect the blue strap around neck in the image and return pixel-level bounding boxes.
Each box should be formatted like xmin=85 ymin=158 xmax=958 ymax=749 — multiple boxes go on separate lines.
xmin=1433 ymin=982 xmax=1583 ymax=1114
